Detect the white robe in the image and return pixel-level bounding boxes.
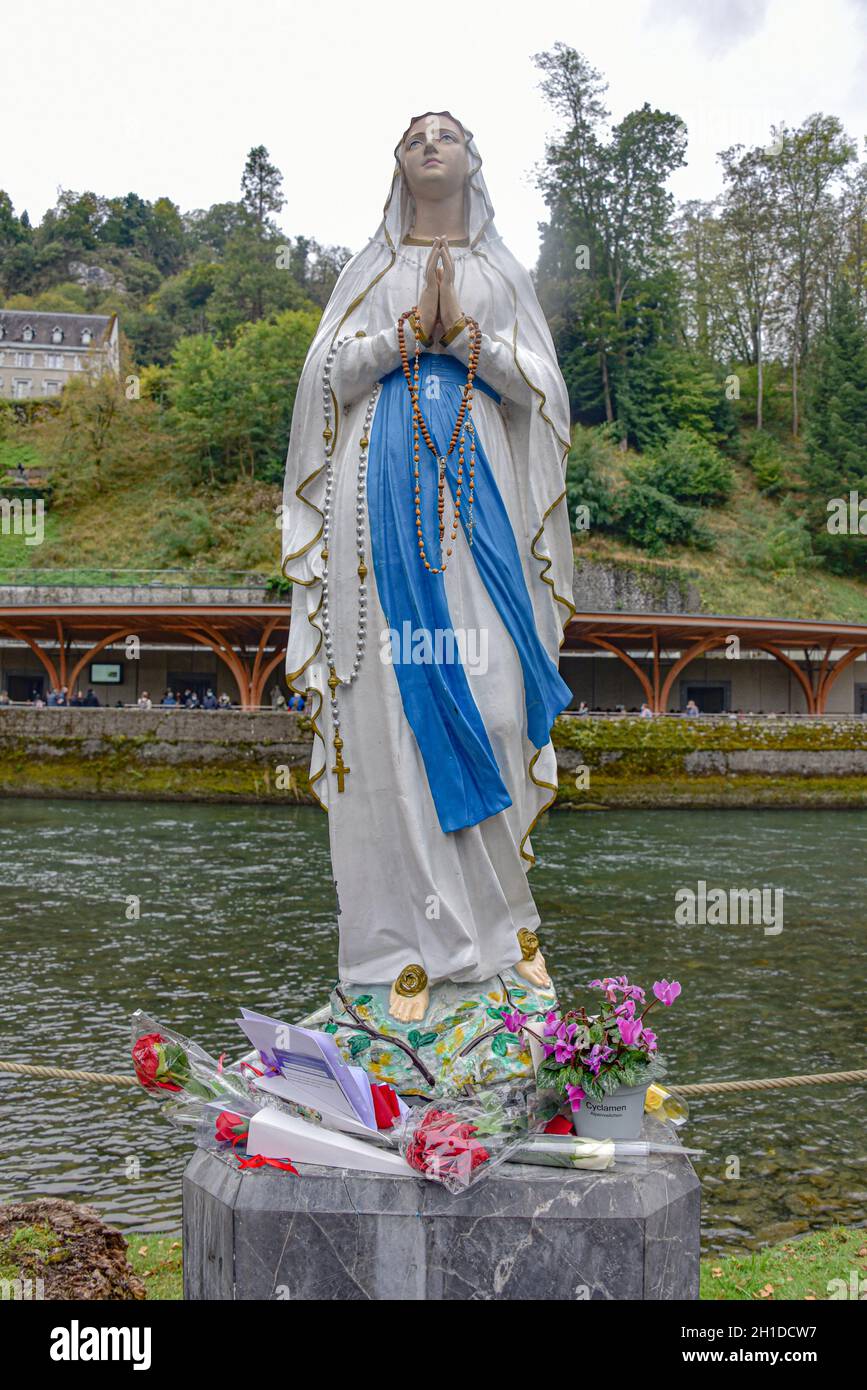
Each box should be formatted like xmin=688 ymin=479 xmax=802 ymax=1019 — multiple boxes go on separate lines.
xmin=284 ymin=241 xmax=574 ymax=987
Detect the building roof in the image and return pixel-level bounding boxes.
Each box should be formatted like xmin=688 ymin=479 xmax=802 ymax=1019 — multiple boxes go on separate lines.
xmin=564 ymin=610 xmax=867 ymax=651
xmin=0 ymin=310 xmax=114 ymax=347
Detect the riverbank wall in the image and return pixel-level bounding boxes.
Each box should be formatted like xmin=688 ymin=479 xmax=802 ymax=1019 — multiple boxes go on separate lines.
xmin=3 ymin=707 xmax=867 ymax=809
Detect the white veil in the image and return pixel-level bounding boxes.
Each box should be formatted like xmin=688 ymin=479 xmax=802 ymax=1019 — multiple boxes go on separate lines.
xmin=281 ymin=112 xmax=576 ymax=810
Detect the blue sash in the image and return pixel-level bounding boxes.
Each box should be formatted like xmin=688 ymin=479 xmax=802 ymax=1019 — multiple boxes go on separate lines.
xmin=367 ymin=352 xmax=571 ymax=833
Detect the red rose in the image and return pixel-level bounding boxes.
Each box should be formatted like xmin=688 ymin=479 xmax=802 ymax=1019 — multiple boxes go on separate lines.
xmin=544 ymin=1113 xmax=574 ymax=1135
xmin=405 ymin=1109 xmax=490 ymax=1183
xmin=132 ymin=1032 xmax=183 ymax=1092
xmin=215 ymin=1110 xmax=249 ymax=1146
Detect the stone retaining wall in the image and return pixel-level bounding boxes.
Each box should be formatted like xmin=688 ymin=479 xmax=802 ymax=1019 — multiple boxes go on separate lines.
xmin=2 ymin=707 xmax=867 ymax=807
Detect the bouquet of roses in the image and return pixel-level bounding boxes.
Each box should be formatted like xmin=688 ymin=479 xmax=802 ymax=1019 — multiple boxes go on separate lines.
xmin=397 ymin=1083 xmax=536 ymax=1191
xmin=532 ymin=976 xmax=680 ymax=1114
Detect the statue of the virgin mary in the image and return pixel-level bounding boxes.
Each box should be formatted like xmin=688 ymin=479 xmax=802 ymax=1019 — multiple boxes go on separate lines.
xmin=281 ymin=111 xmax=575 ymax=1034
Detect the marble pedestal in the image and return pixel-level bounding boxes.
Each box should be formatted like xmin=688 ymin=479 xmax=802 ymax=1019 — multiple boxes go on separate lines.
xmin=183 ymin=1117 xmax=700 ymax=1300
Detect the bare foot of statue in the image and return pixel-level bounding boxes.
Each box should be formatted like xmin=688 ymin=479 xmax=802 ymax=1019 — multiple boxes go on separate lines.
xmin=388 ymin=983 xmax=431 ymax=1022
xmin=388 ymin=964 xmax=430 ymax=1022
xmin=514 ymin=950 xmax=552 ymax=990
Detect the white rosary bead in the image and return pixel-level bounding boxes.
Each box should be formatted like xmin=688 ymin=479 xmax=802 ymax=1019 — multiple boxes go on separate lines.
xmin=318 ymin=354 xmax=381 ymax=774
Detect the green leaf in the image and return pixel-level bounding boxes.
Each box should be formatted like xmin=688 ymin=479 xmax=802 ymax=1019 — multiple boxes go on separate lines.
xmin=348 ymin=1033 xmax=371 ymax=1057
xmin=416 ymin=1031 xmax=438 ymax=1048
xmin=353 ymin=995 xmax=373 ymax=1007
xmin=491 ymin=1033 xmax=508 ymax=1057
xmin=407 ymin=1030 xmax=421 ymax=1049
xmin=487 ymin=1007 xmax=507 ymax=1020
xmin=323 ymin=1021 xmax=338 ymax=1034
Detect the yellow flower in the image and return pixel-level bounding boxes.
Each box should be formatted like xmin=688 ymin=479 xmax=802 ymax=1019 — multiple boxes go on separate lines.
xmin=645 ymin=1084 xmax=666 ymax=1112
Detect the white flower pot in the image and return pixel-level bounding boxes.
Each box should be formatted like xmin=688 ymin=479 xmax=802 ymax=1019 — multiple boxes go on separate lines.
xmin=571 ymin=1081 xmax=649 ymax=1139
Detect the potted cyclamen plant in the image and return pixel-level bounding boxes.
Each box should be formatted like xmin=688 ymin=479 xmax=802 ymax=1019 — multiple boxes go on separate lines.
xmin=530 ymin=975 xmax=681 ymax=1139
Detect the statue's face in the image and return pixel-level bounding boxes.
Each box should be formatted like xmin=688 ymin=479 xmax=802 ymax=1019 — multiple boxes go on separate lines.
xmin=401 ymin=114 xmax=469 ymax=203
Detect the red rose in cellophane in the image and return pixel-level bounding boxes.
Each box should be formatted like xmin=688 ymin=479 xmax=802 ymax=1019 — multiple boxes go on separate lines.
xmin=132 ymin=1032 xmax=188 ymax=1093
xmin=215 ymin=1110 xmax=249 ymax=1147
xmin=404 ymin=1107 xmax=490 ymax=1190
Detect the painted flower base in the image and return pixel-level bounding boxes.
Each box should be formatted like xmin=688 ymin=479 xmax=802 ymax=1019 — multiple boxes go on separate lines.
xmin=297 ymin=970 xmax=559 ymax=1099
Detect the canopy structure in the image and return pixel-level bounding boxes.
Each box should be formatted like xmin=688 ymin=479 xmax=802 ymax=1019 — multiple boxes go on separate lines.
xmin=563 ymin=611 xmax=867 ymax=714
xmin=2 ymin=590 xmax=866 ymax=714
xmin=0 ymin=595 xmax=290 ymax=710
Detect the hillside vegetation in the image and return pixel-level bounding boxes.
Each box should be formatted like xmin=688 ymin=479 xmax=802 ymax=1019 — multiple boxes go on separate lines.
xmin=2 ymin=45 xmax=866 ymax=615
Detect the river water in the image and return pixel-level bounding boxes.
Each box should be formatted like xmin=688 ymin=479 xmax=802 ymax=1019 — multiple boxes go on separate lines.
xmin=0 ymin=798 xmax=864 ymax=1255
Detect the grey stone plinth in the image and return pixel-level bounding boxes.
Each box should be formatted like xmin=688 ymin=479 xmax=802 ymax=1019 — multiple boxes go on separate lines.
xmin=183 ymin=1117 xmax=700 ymax=1301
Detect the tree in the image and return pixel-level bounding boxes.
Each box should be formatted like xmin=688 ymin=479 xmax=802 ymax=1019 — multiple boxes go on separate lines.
xmin=773 ymin=116 xmax=856 ymax=436
xmin=533 ymin=44 xmax=688 ymax=446
xmin=241 ymin=146 xmax=285 ymax=231
xmin=168 ymin=308 xmax=319 ymax=483
xmin=715 ymin=144 xmax=782 ymax=431
xmin=803 ymin=278 xmax=867 ymax=574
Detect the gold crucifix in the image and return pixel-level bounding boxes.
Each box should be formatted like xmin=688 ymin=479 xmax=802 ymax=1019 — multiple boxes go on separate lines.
xmin=332 ymin=735 xmax=350 ymax=793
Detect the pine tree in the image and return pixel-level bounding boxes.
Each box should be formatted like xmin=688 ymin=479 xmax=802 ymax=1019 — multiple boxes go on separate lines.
xmin=804 ymin=278 xmax=867 ymax=574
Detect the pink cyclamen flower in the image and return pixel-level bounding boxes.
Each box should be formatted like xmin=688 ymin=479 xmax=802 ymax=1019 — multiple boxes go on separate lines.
xmin=643 ymin=1029 xmax=658 ymax=1052
xmin=653 ymin=979 xmax=682 ymax=1007
xmin=614 ymin=998 xmax=636 ymax=1018
xmin=583 ymin=1043 xmax=614 ymax=1075
xmin=565 ymin=1083 xmax=586 ymax=1112
xmin=501 ymin=1008 xmax=528 ymax=1035
xmin=543 ymin=1010 xmax=561 ymax=1038
xmin=617 ymin=1016 xmax=644 ymax=1046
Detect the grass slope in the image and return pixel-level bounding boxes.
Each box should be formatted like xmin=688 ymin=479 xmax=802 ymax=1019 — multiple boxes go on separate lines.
xmin=3 ymin=429 xmax=867 ymax=622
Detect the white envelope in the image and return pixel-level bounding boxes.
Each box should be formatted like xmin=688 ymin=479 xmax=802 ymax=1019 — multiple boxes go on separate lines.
xmin=246 ymin=1106 xmax=415 ymax=1177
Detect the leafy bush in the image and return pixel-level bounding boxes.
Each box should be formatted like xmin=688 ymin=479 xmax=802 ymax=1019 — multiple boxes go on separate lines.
xmin=168 ymin=308 xmax=319 ymax=485
xmin=744 ymin=430 xmax=786 ymax=495
xmin=617 ymin=478 xmax=713 ymax=555
xmin=149 ymin=499 xmax=216 ymax=562
xmin=565 ymin=425 xmax=619 ymax=535
xmin=638 ymin=427 xmax=734 ymax=507
xmin=741 ymin=513 xmax=814 ymax=575
xmin=619 ymin=345 xmax=737 ymax=452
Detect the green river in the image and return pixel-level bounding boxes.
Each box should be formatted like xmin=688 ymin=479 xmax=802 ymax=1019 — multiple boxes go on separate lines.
xmin=0 ymin=799 xmax=864 ymax=1255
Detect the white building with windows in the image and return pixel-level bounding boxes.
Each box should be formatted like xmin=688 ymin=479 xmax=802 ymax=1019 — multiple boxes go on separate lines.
xmin=0 ymin=310 xmax=119 ymax=399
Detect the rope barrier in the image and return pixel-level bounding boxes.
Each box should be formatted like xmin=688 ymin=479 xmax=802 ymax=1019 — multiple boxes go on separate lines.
xmin=673 ymin=1068 xmax=867 ymax=1097
xmin=1 ymin=1059 xmax=866 ymax=1095
xmin=0 ymin=1060 xmax=135 ymax=1086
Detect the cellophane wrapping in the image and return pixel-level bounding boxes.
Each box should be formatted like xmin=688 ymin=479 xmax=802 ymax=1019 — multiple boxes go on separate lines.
xmin=396 ymin=1083 xmax=539 ymax=1192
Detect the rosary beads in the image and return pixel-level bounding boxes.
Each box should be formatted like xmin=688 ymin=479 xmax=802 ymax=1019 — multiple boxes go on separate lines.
xmin=397 ymin=308 xmax=480 ymax=574
xmin=319 ymin=336 xmax=380 ymax=792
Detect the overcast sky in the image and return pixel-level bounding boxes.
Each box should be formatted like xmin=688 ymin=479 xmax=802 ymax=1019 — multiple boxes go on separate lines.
xmin=4 ymin=0 xmax=866 ymax=268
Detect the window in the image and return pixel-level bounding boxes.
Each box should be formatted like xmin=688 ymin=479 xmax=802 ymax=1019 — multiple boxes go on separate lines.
xmin=51 ymin=327 xmax=64 ymax=344
xmin=14 ymin=353 xmax=34 ymax=368
xmin=42 ymin=380 xmax=62 ymax=396
xmin=43 ymin=353 xmax=63 ymax=369
xmin=22 ymin=325 xmax=34 ymax=342
xmin=80 ymin=328 xmax=93 ymax=345
xmin=13 ymin=379 xmax=32 ymax=398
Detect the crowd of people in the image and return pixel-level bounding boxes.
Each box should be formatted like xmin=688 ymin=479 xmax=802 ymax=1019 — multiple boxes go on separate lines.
xmin=568 ymin=700 xmax=795 ymax=717
xmin=0 ymin=685 xmax=308 ymax=711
